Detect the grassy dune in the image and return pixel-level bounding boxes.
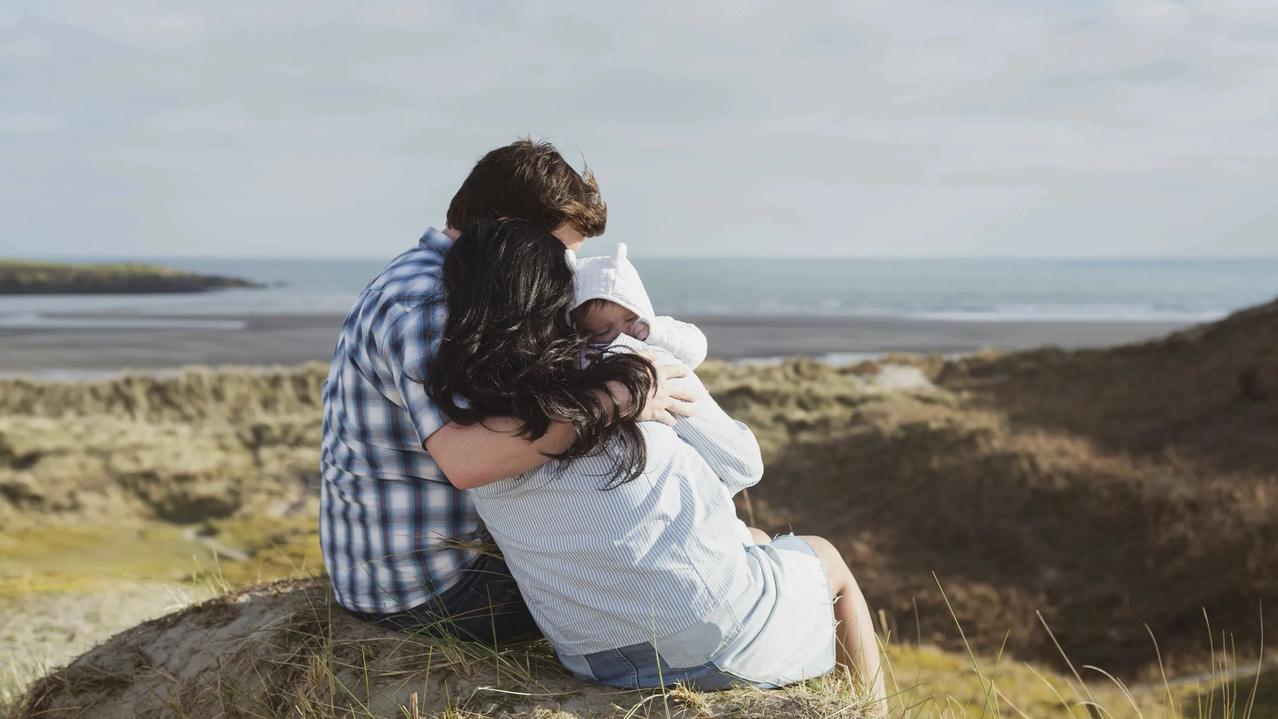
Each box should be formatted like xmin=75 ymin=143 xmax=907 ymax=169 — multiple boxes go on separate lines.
xmin=0 ymin=259 xmax=262 ymax=294
xmin=4 ymin=578 xmax=1264 ymax=718
xmin=2 ymin=299 xmax=1276 ymax=716
xmin=0 ymin=364 xmax=326 ymax=527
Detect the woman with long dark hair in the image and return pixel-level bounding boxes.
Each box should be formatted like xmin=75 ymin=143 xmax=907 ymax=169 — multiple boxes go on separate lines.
xmin=428 ymin=218 xmax=655 ymax=487
xmin=430 ymin=219 xmax=885 ymax=708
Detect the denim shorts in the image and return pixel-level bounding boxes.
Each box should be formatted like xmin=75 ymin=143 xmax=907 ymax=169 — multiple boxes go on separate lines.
xmin=559 ymin=638 xmax=769 ymax=691
xmin=352 ymin=551 xmax=542 ymax=644
xmin=559 ymin=534 xmax=836 ymax=690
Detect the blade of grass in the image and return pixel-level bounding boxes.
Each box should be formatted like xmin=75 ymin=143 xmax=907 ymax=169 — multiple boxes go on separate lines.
xmin=1242 ymin=600 xmax=1264 ymax=719
xmin=1082 ymin=665 xmax=1143 ymax=719
xmin=1024 ymin=662 xmax=1083 ymax=719
xmin=1144 ymin=624 xmax=1176 ymax=716
xmin=1037 ymin=610 xmax=1097 ymax=709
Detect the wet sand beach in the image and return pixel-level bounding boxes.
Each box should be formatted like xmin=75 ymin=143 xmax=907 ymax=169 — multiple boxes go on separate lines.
xmin=0 ymin=311 xmax=1194 ymax=374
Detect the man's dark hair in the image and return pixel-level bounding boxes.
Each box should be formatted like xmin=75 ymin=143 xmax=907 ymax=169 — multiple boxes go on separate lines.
xmin=427 ymin=219 xmax=653 ymax=487
xmin=446 ymin=139 xmax=606 ymax=237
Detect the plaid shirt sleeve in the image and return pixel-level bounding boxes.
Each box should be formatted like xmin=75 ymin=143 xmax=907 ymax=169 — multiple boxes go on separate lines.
xmin=380 ymin=301 xmax=451 ymax=445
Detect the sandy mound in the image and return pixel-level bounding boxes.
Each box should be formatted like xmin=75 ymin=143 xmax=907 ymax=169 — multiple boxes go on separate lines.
xmin=1 ymin=579 xmax=215 ymax=703
xmin=14 ymin=579 xmax=868 ymax=719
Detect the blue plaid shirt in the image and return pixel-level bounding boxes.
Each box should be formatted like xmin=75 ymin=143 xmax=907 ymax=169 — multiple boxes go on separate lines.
xmin=320 ymin=227 xmax=481 ymax=614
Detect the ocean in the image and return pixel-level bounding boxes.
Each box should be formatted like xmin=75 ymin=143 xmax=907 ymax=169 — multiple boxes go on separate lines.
xmin=1 ymin=257 xmax=1275 ymax=329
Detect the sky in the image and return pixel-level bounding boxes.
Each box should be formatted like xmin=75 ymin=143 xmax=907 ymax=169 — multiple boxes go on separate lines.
xmin=3 ymin=1 xmax=1278 ymax=259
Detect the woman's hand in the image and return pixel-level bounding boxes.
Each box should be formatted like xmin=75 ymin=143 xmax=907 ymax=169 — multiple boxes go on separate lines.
xmin=603 ymin=360 xmax=697 ymax=427
xmin=630 ymin=360 xmax=698 ymax=426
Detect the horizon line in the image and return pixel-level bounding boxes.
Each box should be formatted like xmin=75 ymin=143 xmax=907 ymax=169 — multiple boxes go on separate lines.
xmin=6 ymin=253 xmax=1278 ymax=263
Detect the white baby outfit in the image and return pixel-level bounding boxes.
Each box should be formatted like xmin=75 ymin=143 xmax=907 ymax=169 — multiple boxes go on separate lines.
xmin=568 ymin=243 xmax=753 ymax=546
xmin=568 ymin=243 xmax=709 ymax=369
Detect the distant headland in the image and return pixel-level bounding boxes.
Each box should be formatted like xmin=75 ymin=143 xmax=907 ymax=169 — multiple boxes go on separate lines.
xmin=0 ymin=260 xmax=264 ymax=294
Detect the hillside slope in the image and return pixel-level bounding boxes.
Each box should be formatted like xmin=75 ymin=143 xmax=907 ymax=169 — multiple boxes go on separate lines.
xmin=711 ymin=298 xmax=1277 ymax=674
xmin=939 ymin=295 xmax=1278 ymax=475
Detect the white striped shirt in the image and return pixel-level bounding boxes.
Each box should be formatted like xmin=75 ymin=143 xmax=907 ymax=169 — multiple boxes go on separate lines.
xmin=468 ymin=336 xmax=765 ymax=657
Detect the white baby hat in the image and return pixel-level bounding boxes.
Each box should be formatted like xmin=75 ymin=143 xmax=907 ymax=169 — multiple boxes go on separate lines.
xmin=565 ymin=243 xmax=656 ymax=324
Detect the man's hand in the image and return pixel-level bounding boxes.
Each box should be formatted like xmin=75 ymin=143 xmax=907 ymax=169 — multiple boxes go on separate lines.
xmin=637 ymin=361 xmax=698 ymax=426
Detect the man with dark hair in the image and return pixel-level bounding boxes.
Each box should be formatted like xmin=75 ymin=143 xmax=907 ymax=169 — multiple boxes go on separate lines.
xmin=447 ymin=139 xmax=608 ymax=242
xmin=319 ymin=139 xmax=695 ymax=642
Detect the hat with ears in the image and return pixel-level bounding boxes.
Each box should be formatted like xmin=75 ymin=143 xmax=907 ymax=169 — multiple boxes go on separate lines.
xmin=567 ymin=242 xmax=656 ymax=324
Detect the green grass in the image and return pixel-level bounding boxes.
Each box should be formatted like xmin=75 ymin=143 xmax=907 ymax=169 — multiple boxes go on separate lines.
xmin=0 ymin=523 xmax=213 ymax=597
xmin=0 ymin=516 xmax=322 ymax=599
xmin=206 ymin=513 xmax=325 ymax=585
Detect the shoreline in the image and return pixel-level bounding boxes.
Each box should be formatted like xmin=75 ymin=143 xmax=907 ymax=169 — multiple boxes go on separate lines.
xmin=0 ymin=311 xmax=1197 ymax=376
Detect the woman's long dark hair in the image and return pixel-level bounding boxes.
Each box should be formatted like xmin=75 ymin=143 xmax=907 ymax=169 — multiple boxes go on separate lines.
xmin=428 ymin=219 xmax=656 ymax=487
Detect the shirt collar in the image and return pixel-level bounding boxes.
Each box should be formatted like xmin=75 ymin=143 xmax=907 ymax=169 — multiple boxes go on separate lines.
xmin=418 ymin=226 xmax=454 ymax=253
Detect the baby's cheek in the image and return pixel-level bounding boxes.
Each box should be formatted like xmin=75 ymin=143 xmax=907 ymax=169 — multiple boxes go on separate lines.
xmin=630 ymin=322 xmax=650 ymax=341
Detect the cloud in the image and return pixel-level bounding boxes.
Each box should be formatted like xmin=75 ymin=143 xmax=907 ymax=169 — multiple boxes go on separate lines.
xmin=0 ymin=111 xmax=64 ymax=133
xmin=2 ymin=0 xmax=1277 ymax=257
xmin=32 ymin=1 xmax=208 ymax=48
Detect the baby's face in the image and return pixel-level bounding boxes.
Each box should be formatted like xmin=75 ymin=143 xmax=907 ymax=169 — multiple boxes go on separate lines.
xmin=576 ymin=300 xmax=649 ymax=344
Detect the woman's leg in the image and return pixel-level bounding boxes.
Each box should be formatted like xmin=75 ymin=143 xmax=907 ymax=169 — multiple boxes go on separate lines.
xmin=747 ymin=526 xmax=771 ymax=544
xmin=798 ymin=535 xmax=887 ymax=712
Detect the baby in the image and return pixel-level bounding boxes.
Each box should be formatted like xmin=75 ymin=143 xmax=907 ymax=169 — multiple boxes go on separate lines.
xmin=567 ymin=243 xmax=707 ymax=368
xmin=568 ymin=243 xmax=759 ymax=546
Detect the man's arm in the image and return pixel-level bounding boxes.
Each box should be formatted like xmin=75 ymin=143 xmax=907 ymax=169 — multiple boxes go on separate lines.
xmin=426 ymin=362 xmax=696 ymax=490
xmin=426 ymin=417 xmax=575 ymax=490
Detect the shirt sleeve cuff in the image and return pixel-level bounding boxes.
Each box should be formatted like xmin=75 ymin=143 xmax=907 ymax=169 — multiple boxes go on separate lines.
xmin=401 ymin=382 xmax=450 ymax=443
